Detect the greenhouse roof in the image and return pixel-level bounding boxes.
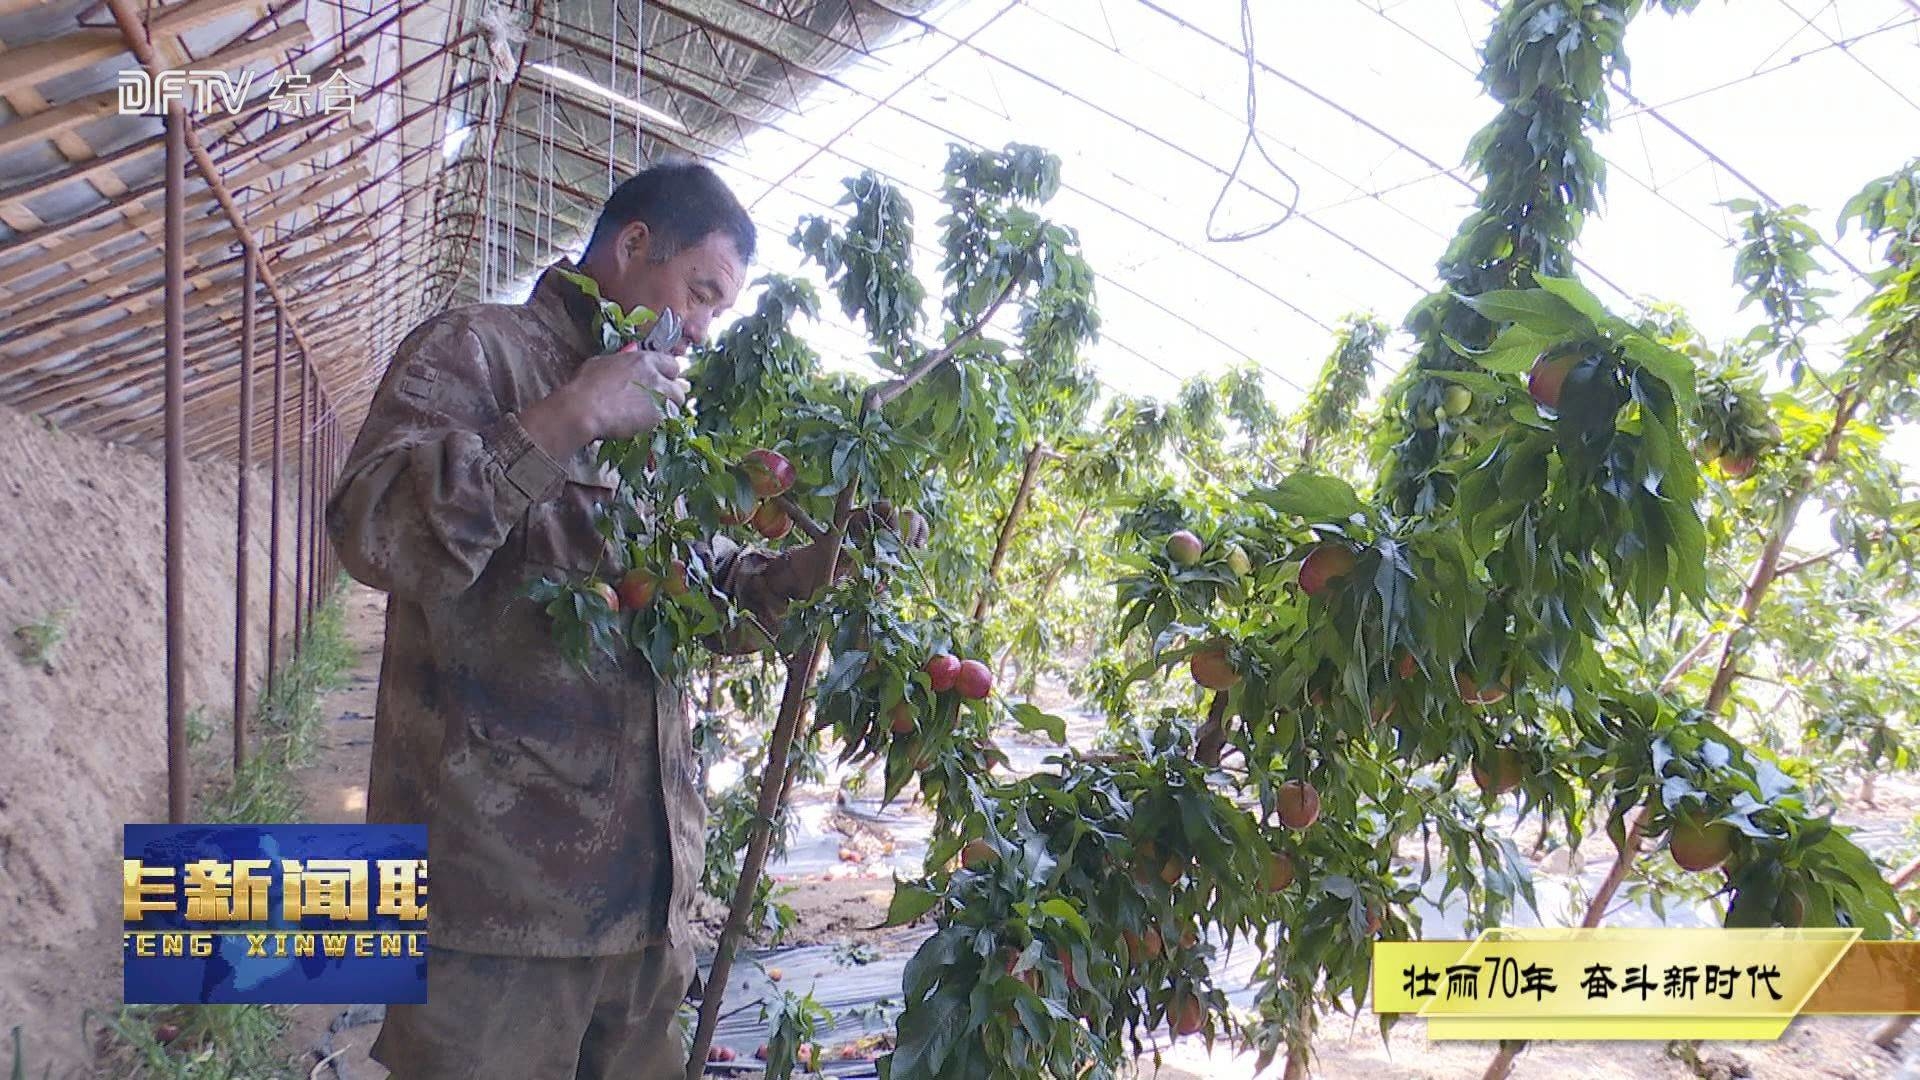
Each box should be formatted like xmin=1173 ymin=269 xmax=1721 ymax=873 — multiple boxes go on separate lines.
xmin=0 ymin=0 xmax=1914 ymax=455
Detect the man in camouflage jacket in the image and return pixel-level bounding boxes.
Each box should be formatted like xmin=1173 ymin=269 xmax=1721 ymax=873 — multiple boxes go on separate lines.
xmin=327 ymin=162 xmax=850 ymax=1078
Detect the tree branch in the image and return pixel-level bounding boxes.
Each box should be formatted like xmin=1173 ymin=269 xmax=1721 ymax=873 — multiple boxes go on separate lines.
xmin=867 ymin=264 xmax=1029 ymax=412
xmin=972 ymin=441 xmax=1051 ymax=624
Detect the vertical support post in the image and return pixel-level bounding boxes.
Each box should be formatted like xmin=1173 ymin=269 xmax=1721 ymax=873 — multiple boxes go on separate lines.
xmin=267 ymin=305 xmax=285 ymax=693
xmin=163 ymin=102 xmax=189 ymax=825
xmin=233 ymin=246 xmax=256 ymax=771
xmin=327 ymin=417 xmax=339 ymax=585
xmin=293 ymin=365 xmax=308 ymax=653
xmin=319 ymin=413 xmax=332 ymax=598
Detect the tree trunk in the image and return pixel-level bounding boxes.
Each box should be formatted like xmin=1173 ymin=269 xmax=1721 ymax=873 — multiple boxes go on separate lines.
xmin=1482 ymin=806 xmax=1647 ymax=1080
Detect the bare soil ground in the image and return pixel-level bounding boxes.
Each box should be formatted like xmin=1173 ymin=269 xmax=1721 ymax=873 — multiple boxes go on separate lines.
xmin=0 ymin=406 xmax=296 ymax=1078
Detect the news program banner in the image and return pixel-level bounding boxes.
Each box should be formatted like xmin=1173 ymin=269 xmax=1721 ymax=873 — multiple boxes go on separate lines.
xmin=123 ymin=825 xmax=427 ymax=1005
xmin=1373 ymin=927 xmax=1920 ymax=1040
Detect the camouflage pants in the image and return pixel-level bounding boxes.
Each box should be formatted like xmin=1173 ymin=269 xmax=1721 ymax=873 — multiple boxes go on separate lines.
xmin=370 ymin=942 xmax=697 ymax=1079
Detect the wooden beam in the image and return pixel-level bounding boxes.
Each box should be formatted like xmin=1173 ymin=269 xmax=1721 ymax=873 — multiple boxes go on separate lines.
xmin=150 ymin=0 xmax=272 ymax=38
xmin=0 ymin=30 xmax=123 ymax=98
xmin=0 ymin=147 xmax=362 ymax=292
xmin=0 ymin=221 xmax=245 ymax=337
xmin=192 ymin=20 xmax=311 ymax=79
xmin=0 ymin=164 xmax=369 ymax=353
xmin=54 ymin=302 xmax=362 ymax=436
xmin=0 ymin=208 xmax=365 ymax=339
xmin=0 ymin=88 xmax=119 ymax=156
xmin=0 ymin=249 xmax=370 ymax=395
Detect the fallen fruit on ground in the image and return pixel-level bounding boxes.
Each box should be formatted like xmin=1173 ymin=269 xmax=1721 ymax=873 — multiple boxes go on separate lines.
xmin=1188 ymin=646 xmax=1241 ymax=690
xmin=1528 ymin=349 xmax=1582 ymax=411
xmin=961 ymin=838 xmax=998 ymax=870
xmin=1669 ymin=811 xmax=1736 ymax=872
xmin=1165 ymin=529 xmax=1204 ymax=566
xmin=589 ymin=581 xmax=619 ymax=612
xmin=741 ymin=448 xmax=796 ymax=497
xmin=1264 ymin=851 xmax=1296 ymax=892
xmin=1472 ymin=747 xmax=1525 ymax=795
xmin=707 ymin=1046 xmax=736 ymax=1062
xmin=955 ymin=659 xmax=993 ymax=700
xmin=767 ymin=967 xmax=783 ymax=982
xmin=1277 ymin=780 xmax=1321 ymax=830
xmin=614 ymin=569 xmax=656 ymax=611
xmin=924 ymin=654 xmax=962 ymax=692
xmin=749 ymin=500 xmax=793 ymax=540
xmin=1298 ymin=544 xmax=1357 ymax=597
xmin=153 ymin=1023 xmax=181 ymax=1045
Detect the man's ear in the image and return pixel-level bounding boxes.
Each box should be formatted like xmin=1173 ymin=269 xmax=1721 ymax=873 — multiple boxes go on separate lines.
xmin=616 ymin=220 xmax=652 ymax=272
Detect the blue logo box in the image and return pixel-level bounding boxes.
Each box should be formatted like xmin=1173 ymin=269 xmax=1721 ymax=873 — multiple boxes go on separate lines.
xmin=122 ymin=824 xmax=427 ymax=1005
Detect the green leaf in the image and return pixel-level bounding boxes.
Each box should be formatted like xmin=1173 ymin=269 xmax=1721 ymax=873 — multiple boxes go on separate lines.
xmin=1009 ymin=702 xmax=1067 ymax=744
xmin=1620 ymin=335 xmax=1697 ymax=410
xmin=1250 ymin=473 xmax=1367 ymax=523
xmin=890 ymin=983 xmax=967 ymax=1077
xmin=875 ymin=881 xmax=942 ymax=929
xmin=1457 ymin=288 xmax=1590 ymax=334
xmin=1470 ymin=324 xmax=1556 ymax=375
xmin=1532 ymin=274 xmax=1612 ymax=327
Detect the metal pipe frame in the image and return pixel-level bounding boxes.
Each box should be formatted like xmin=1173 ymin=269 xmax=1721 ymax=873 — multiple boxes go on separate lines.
xmin=103 ymin=0 xmax=341 ymax=413
xmin=164 ymin=101 xmax=189 ymax=824
xmin=267 ymin=302 xmax=285 ymax=695
xmin=233 ymin=244 xmax=256 ymax=770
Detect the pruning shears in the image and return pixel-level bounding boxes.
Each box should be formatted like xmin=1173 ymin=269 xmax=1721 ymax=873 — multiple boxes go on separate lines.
xmin=639 ymin=306 xmax=683 ymax=353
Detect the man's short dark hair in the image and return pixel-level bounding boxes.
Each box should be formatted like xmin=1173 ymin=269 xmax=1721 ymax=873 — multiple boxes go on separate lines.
xmin=584 ymin=160 xmax=756 ymax=264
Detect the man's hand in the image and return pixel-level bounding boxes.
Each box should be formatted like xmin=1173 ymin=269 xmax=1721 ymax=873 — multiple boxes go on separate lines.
xmin=520 ymin=344 xmax=690 ymax=458
xmin=782 ymin=502 xmax=900 ymax=600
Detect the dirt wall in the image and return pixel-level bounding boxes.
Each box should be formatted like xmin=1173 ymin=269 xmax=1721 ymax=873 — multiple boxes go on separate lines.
xmin=0 ymin=405 xmax=304 ymax=1075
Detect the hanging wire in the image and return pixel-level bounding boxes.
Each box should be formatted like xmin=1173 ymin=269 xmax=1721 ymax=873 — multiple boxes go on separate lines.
xmin=645 ymin=0 xmax=652 ymax=166
xmin=606 ymin=0 xmax=618 ymax=194
xmin=483 ymin=76 xmax=498 ymax=299
xmin=539 ymin=2 xmax=555 ymax=264
xmin=1205 ymin=0 xmax=1302 ymax=244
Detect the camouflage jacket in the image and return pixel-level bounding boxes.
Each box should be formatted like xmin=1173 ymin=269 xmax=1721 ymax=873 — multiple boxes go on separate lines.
xmin=327 ymin=261 xmax=795 ymax=957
